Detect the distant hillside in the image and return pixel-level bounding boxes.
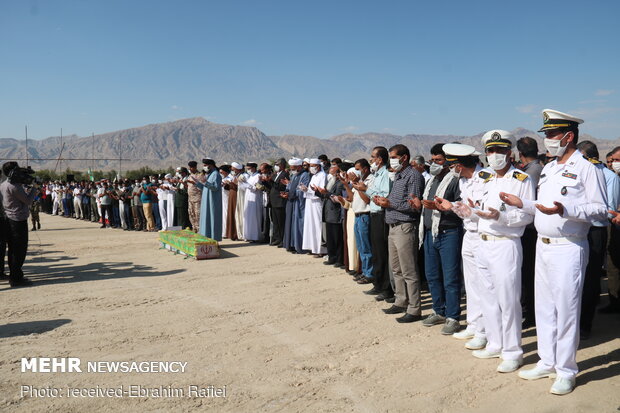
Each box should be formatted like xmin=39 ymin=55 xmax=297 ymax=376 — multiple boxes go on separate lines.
xmin=1 ymin=117 xmax=618 ymax=172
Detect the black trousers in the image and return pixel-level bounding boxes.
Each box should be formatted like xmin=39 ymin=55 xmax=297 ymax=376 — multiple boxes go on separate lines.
xmin=6 ymin=219 xmax=28 ymax=284
xmin=175 ymin=205 xmax=189 ymax=230
xmin=100 ymin=204 xmax=113 ymax=227
xmin=325 ymin=222 xmax=344 ymax=264
xmin=581 ymin=226 xmax=607 ymax=332
xmin=520 ymin=226 xmax=537 ymax=322
xmin=0 ymin=217 xmax=8 ymax=275
xmin=370 ymin=211 xmax=393 ymax=294
xmin=607 ymin=225 xmax=620 ymax=306
xmin=259 ymin=206 xmax=271 ymax=243
xmin=271 ymin=206 xmax=286 ymax=245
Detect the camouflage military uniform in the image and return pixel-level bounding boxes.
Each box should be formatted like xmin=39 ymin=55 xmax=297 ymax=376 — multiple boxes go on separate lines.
xmin=30 ymin=198 xmax=41 ymax=230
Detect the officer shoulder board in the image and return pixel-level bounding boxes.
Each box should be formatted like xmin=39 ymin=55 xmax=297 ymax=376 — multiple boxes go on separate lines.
xmin=478 ymin=171 xmax=494 ymax=182
xmin=583 ymin=155 xmax=602 ymax=165
xmin=512 ymin=171 xmax=529 ymax=182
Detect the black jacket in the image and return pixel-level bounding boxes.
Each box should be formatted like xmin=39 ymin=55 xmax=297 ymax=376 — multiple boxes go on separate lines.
xmin=318 ymin=179 xmax=344 ymax=224
xmin=267 ymin=170 xmax=289 ymax=208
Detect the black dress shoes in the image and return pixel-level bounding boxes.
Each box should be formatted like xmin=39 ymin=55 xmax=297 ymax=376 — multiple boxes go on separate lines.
xmin=357 ymin=277 xmax=372 ymax=285
xmin=375 ymin=292 xmax=395 ymax=301
xmin=363 ymin=287 xmax=380 ymax=295
xmin=385 ymin=296 xmax=396 ymax=303
xmin=323 ymin=260 xmax=337 ymax=266
xmin=10 ymin=277 xmax=33 ymax=288
xmin=382 ymin=305 xmax=406 ymax=314
xmin=396 ymin=314 xmax=422 ymax=323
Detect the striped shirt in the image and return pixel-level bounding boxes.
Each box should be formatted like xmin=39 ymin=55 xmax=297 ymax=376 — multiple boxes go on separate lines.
xmin=385 ymin=165 xmax=424 ymax=224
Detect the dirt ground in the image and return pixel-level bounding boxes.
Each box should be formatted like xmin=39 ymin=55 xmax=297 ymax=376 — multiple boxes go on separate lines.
xmin=1 ymin=214 xmax=619 ymax=412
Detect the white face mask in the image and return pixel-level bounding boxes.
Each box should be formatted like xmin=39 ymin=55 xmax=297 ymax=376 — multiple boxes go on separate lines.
xmin=309 ymin=166 xmax=319 ymax=174
xmin=370 ymin=162 xmax=379 ymax=173
xmin=274 ymin=165 xmax=280 ymax=172
xmin=389 ymin=157 xmax=403 ymax=172
xmin=388 ymin=171 xmax=396 ymax=181
xmin=353 ymin=169 xmax=362 ymax=178
xmin=612 ymin=161 xmax=620 ymax=174
xmin=429 ymin=163 xmax=444 ymax=176
xmin=230 ymin=171 xmax=237 ymax=176
xmin=544 ymin=132 xmax=569 ymax=158
xmin=290 ymin=169 xmax=298 ymax=176
xmin=487 ymin=153 xmax=508 ymax=170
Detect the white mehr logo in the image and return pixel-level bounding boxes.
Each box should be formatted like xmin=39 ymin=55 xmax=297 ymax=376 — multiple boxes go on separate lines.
xmin=21 ymin=358 xmax=82 ymax=373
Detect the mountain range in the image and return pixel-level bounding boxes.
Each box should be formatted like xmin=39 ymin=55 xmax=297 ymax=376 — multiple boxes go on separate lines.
xmin=1 ymin=117 xmax=618 ymax=172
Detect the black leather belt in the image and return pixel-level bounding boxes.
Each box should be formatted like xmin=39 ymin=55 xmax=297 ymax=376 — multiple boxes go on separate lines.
xmin=355 ymin=211 xmax=370 ymax=217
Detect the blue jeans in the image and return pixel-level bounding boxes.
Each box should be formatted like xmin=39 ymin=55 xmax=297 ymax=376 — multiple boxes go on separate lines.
xmin=354 ymin=214 xmax=373 ymax=278
xmin=424 ymin=228 xmax=462 ymax=320
xmin=152 ymin=202 xmax=162 ymax=230
xmin=112 ymin=206 xmax=121 ymax=228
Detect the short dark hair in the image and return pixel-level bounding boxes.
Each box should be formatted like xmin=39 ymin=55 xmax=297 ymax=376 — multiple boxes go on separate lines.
xmin=606 ymin=151 xmax=613 ymax=158
xmin=2 ymin=161 xmax=18 ymax=176
xmin=517 ymin=137 xmax=539 ymax=158
xmin=611 ymin=146 xmax=620 ymax=156
xmin=388 ymin=144 xmax=410 ymax=161
xmin=557 ymin=127 xmax=580 ymax=144
xmin=355 ymin=159 xmax=370 ymax=169
xmin=203 ymin=158 xmax=216 ymax=166
xmin=373 ymin=146 xmax=389 ymax=164
xmin=331 ymin=157 xmax=342 ymax=165
xmin=219 ymin=165 xmax=231 ymax=173
xmin=576 ymin=140 xmax=599 ymax=159
xmin=318 ymin=154 xmax=329 ymax=162
xmin=188 ymin=161 xmax=198 ymax=168
xmin=430 ymin=143 xmax=445 ymax=156
xmin=457 ymin=156 xmax=479 ymax=168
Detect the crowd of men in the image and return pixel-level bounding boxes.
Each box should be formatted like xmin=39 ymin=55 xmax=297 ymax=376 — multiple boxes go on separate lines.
xmin=2 ymin=109 xmax=620 ymax=396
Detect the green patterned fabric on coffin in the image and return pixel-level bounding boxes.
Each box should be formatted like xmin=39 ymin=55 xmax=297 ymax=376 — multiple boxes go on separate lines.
xmin=159 ymin=229 xmax=219 ymax=257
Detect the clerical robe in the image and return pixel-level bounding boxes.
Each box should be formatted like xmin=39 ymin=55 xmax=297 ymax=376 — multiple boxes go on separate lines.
xmin=195 ymin=168 xmax=222 ymax=241
xmin=302 ymin=170 xmax=327 ymax=254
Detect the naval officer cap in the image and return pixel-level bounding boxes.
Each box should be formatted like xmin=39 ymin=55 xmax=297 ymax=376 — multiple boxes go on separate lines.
xmin=442 ymin=143 xmax=481 ymax=162
xmin=538 ymin=109 xmax=584 ymax=132
xmin=481 ymin=130 xmax=514 ymax=149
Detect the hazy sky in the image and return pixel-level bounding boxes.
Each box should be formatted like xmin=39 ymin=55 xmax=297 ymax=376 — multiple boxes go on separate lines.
xmin=1 ymin=0 xmax=619 ymax=140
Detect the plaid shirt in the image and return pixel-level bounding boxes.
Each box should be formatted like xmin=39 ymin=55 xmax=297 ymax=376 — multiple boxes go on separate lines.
xmin=385 ymin=165 xmax=424 ymax=224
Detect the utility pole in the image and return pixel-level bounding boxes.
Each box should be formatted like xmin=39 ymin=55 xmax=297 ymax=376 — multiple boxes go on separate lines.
xmin=25 ymin=125 xmax=28 ymax=167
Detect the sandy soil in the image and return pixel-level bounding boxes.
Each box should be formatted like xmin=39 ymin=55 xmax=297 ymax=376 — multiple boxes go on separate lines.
xmin=1 ymin=214 xmax=618 ymax=412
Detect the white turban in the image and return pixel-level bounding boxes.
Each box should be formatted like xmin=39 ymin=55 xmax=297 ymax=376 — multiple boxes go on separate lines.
xmin=288 ymin=158 xmax=302 ymax=166
xmin=231 ymin=162 xmax=243 ymax=170
xmin=309 ymin=158 xmax=321 ymax=165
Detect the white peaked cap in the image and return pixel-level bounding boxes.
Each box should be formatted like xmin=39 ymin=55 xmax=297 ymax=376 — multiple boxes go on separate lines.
xmin=442 ymin=143 xmax=481 ymax=157
xmin=481 ymin=129 xmax=514 ymax=148
xmin=539 ymin=108 xmax=584 ymax=132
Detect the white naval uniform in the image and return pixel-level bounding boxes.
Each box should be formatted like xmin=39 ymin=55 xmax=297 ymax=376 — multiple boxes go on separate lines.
xmin=522 ymin=150 xmax=607 ymax=379
xmin=459 ymin=165 xmax=486 ymax=339
xmin=476 ymin=166 xmax=535 ymax=361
